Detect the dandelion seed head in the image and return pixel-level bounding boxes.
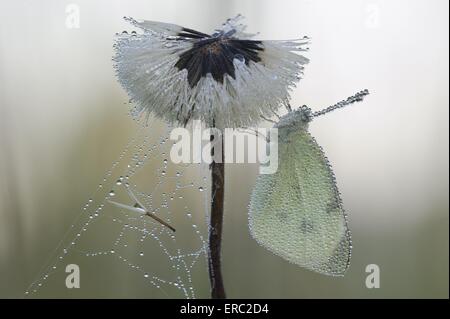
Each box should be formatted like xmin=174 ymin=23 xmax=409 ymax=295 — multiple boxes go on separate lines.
xmin=114 ymin=15 xmax=309 ymax=128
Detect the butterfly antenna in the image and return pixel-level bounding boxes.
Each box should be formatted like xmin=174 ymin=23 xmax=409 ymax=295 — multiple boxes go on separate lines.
xmin=313 ymin=89 xmax=370 ymax=118
xmin=260 ymin=115 xmax=277 ymax=124
xmin=285 ymin=102 xmax=293 ymax=112
xmin=270 ymin=109 xmax=281 ymax=119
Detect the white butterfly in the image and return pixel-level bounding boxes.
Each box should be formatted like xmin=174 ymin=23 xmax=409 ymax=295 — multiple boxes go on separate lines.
xmin=249 ymin=90 xmax=369 ymax=276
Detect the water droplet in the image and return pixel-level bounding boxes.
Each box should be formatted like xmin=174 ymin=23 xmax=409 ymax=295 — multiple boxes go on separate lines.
xmin=139 ymin=252 xmax=144 ymax=257
xmin=109 ymin=190 xmax=115 ymax=197
xmin=198 ymin=187 xmax=204 ymax=192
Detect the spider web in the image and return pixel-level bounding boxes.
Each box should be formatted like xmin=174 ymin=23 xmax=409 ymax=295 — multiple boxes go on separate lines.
xmin=25 ymin=118 xmax=210 ymax=298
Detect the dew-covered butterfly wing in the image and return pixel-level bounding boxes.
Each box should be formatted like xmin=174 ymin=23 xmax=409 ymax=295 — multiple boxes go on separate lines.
xmin=249 ymin=91 xmax=369 ymax=276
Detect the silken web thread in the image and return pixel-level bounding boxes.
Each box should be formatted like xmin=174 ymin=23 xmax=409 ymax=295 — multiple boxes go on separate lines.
xmin=25 ymin=118 xmax=210 ymax=298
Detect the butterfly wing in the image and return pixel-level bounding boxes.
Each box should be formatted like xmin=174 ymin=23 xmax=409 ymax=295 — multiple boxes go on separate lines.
xmin=249 ymin=128 xmax=351 ymax=276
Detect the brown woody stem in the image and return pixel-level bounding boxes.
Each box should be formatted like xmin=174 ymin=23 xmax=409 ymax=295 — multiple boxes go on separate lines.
xmin=208 ymin=131 xmax=226 ymax=299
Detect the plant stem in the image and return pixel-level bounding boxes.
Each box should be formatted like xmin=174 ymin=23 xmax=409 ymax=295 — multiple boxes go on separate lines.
xmin=208 ymin=133 xmax=226 ymax=299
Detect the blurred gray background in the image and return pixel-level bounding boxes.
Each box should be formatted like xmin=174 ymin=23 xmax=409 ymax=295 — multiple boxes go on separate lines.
xmin=0 ymin=0 xmax=448 ymax=298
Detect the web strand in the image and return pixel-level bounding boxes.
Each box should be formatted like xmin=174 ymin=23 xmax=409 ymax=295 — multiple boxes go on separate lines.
xmin=25 ymin=120 xmax=209 ymax=298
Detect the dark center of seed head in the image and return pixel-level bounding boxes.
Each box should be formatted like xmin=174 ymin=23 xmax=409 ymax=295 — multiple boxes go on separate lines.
xmin=201 ymin=40 xmax=225 ymax=55
xmin=174 ymin=32 xmax=264 ymax=87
